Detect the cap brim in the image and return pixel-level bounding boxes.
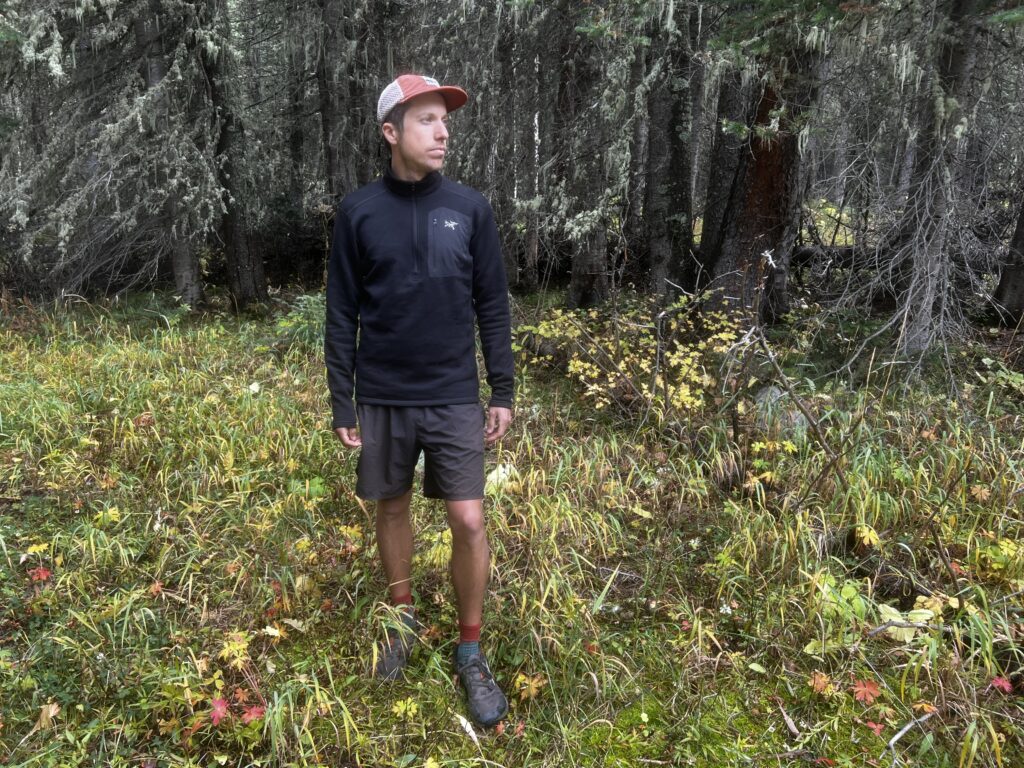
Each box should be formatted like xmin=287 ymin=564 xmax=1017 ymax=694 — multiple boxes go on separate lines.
xmin=398 ymin=85 xmax=468 ymax=116
xmin=434 ymin=86 xmax=468 ymax=114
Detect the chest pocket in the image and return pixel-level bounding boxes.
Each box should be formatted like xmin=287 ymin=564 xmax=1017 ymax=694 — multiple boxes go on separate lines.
xmin=427 ymin=207 xmax=472 ymax=277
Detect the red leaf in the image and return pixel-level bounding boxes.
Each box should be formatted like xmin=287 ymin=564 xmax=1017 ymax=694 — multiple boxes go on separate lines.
xmin=28 ymin=567 xmax=51 ymax=583
xmin=514 ymin=720 xmax=526 ymax=737
xmin=210 ymin=698 xmax=230 ymax=726
xmin=584 ymin=641 xmax=600 ymax=655
xmin=241 ymin=705 xmax=265 ymax=724
xmin=852 ymin=678 xmax=881 ymax=705
xmin=865 ymin=720 xmax=884 ymax=737
xmin=494 ymin=721 xmax=506 ymax=735
xmin=814 ymin=759 xmax=836 ymax=767
xmin=991 ymin=676 xmax=1013 ymax=694
xmin=185 ymin=715 xmax=205 ymax=740
xmin=680 ymin=620 xmax=692 ymax=632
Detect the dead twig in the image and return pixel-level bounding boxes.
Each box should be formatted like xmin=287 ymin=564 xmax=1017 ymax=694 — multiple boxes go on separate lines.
xmin=754 ymin=329 xmax=849 ymax=489
xmin=880 ymin=710 xmax=937 ymax=763
xmin=772 ymin=695 xmax=801 ymax=739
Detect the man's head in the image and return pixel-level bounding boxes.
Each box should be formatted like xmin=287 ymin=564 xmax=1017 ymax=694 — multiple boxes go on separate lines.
xmin=377 ymin=74 xmax=468 ymax=181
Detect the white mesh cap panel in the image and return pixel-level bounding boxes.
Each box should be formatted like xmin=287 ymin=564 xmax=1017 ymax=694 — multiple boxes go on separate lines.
xmin=376 ymin=75 xmax=441 ymax=122
xmin=377 ymin=81 xmax=404 ymax=123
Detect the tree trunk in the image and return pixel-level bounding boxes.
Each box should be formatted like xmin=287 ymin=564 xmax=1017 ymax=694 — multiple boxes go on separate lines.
xmin=624 ymin=44 xmax=649 ymax=285
xmin=565 ymin=29 xmax=609 ymax=309
xmin=714 ymin=84 xmax=800 ymax=317
xmin=286 ymin=0 xmax=307 ymax=216
xmin=694 ymin=70 xmax=753 ymax=293
xmin=992 ymin=183 xmax=1024 ymax=322
xmin=203 ymin=0 xmax=266 ymax=308
xmin=689 ymin=9 xmax=713 ymax=233
xmin=699 ymin=47 xmax=819 ymax=323
xmin=643 ymin=38 xmax=693 ymax=297
xmin=316 ymin=0 xmax=343 ymax=199
xmin=892 ymin=0 xmax=981 ymax=353
xmin=135 ymin=0 xmax=202 ymax=307
xmin=568 ymin=226 xmax=609 ymax=309
xmin=514 ymin=31 xmax=540 ymax=292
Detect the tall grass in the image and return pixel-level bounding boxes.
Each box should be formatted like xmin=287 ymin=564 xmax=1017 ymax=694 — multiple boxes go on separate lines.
xmin=0 ymin=292 xmax=1020 ymax=767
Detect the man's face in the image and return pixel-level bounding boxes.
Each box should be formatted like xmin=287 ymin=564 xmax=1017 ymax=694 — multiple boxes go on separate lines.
xmin=384 ymin=93 xmax=450 ymax=180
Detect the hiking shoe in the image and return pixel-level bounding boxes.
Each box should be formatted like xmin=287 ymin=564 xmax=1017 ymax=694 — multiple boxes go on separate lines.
xmin=373 ymin=618 xmax=420 ymax=680
xmin=454 ymin=649 xmax=508 ymax=727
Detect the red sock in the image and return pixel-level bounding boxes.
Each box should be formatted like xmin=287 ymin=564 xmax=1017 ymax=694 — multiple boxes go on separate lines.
xmin=459 ymin=622 xmax=482 ymax=644
xmin=393 ymin=594 xmax=416 ymax=630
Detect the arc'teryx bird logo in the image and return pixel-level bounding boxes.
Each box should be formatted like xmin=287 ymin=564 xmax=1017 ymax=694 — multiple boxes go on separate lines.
xmin=444 ymin=220 xmax=459 ymax=230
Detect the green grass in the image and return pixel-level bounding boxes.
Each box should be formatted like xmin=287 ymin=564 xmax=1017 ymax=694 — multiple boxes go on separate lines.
xmin=0 ymin=292 xmax=1021 ymax=767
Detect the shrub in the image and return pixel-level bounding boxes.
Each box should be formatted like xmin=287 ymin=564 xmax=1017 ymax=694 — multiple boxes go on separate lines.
xmin=516 ymin=292 xmax=740 ymax=425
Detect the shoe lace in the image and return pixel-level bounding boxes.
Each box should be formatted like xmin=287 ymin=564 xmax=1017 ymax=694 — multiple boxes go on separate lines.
xmin=381 ymin=625 xmax=416 ymax=655
xmin=459 ymin=658 xmax=497 ymax=691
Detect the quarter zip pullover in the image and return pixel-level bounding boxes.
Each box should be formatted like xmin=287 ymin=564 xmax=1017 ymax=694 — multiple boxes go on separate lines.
xmin=325 ymin=166 xmax=514 ymax=429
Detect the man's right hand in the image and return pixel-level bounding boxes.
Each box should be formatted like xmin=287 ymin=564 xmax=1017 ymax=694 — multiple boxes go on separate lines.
xmin=334 ymin=427 xmax=362 ymax=448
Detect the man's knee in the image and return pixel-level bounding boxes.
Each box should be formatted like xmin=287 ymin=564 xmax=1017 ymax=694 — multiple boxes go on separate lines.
xmin=447 ymin=500 xmax=486 ymax=542
xmin=376 ymin=490 xmax=413 ymax=521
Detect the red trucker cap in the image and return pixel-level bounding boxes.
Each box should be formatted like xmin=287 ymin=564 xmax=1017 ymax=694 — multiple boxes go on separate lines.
xmin=376 ymin=74 xmax=469 ymax=123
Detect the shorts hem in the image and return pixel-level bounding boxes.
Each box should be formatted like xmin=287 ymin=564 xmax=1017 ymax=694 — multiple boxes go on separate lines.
xmin=356 ymin=486 xmax=413 ymax=502
xmin=424 ymin=492 xmax=485 ymax=502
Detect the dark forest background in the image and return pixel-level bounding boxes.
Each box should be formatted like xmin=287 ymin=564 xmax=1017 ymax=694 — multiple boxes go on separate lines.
xmin=2 ymin=1 xmax=1024 ymax=356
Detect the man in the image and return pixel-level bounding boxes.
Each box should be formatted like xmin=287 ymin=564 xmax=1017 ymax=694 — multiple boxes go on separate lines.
xmin=325 ymin=73 xmax=513 ymax=727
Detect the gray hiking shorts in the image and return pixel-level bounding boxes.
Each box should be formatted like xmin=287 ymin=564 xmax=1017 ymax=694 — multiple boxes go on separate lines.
xmin=355 ymin=403 xmax=485 ymax=501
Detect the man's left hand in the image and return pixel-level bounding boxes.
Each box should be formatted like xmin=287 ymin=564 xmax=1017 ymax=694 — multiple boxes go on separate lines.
xmin=485 ymin=406 xmax=512 ymax=445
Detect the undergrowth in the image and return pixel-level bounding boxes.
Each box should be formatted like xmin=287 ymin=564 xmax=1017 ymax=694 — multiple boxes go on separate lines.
xmin=0 ymin=291 xmax=1021 ymax=767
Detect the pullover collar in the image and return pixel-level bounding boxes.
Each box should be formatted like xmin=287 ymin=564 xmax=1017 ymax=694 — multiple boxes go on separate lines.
xmin=383 ymin=164 xmax=443 ymax=197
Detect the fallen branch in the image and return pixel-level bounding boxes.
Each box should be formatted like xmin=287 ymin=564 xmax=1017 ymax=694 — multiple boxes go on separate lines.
xmin=754 ymin=329 xmax=848 ymax=488
xmin=868 ymin=620 xmax=931 ymax=637
xmin=880 ymin=710 xmax=936 ymax=762
xmin=772 ymin=695 xmax=801 ymax=738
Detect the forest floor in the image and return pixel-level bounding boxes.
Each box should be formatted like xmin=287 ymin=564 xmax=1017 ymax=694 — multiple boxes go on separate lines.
xmin=0 ymin=290 xmax=1022 ymax=767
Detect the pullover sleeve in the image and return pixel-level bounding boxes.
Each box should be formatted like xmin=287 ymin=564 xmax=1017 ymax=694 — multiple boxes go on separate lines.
xmin=325 ymin=206 xmax=360 ymax=428
xmin=471 ymin=201 xmax=515 ymax=410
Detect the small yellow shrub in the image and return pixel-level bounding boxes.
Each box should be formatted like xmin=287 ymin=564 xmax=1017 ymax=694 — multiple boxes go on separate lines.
xmin=517 ymin=294 xmax=740 ymax=422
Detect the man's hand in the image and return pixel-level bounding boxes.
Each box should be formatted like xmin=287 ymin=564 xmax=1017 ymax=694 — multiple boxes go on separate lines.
xmin=485 ymin=406 xmax=512 ymax=445
xmin=334 ymin=426 xmax=362 ymax=448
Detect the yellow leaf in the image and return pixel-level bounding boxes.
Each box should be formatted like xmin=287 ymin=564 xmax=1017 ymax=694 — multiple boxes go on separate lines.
xmin=970 ymin=485 xmax=991 ymax=502
xmin=907 ymin=608 xmax=934 ymax=625
xmin=855 ymin=525 xmax=880 ymax=548
xmin=485 ymin=464 xmax=520 ymax=495
xmin=915 ymin=594 xmax=944 ymax=615
xmin=809 ymin=670 xmax=832 ymax=695
xmin=912 ymin=701 xmax=938 ymax=715
xmin=93 ymin=507 xmax=120 ymax=527
xmin=25 ymin=702 xmax=60 ymax=738
xmin=515 ymin=673 xmax=547 ymax=701
xmin=878 ymin=603 xmax=916 ymax=642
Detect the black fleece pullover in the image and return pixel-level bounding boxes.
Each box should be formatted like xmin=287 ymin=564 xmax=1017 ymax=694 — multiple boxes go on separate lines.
xmin=325 ymin=166 xmax=514 ymax=429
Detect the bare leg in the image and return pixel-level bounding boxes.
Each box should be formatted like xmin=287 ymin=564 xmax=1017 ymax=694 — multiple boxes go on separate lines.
xmin=445 ymin=498 xmax=488 ymax=626
xmin=376 ymin=489 xmax=414 ymax=602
